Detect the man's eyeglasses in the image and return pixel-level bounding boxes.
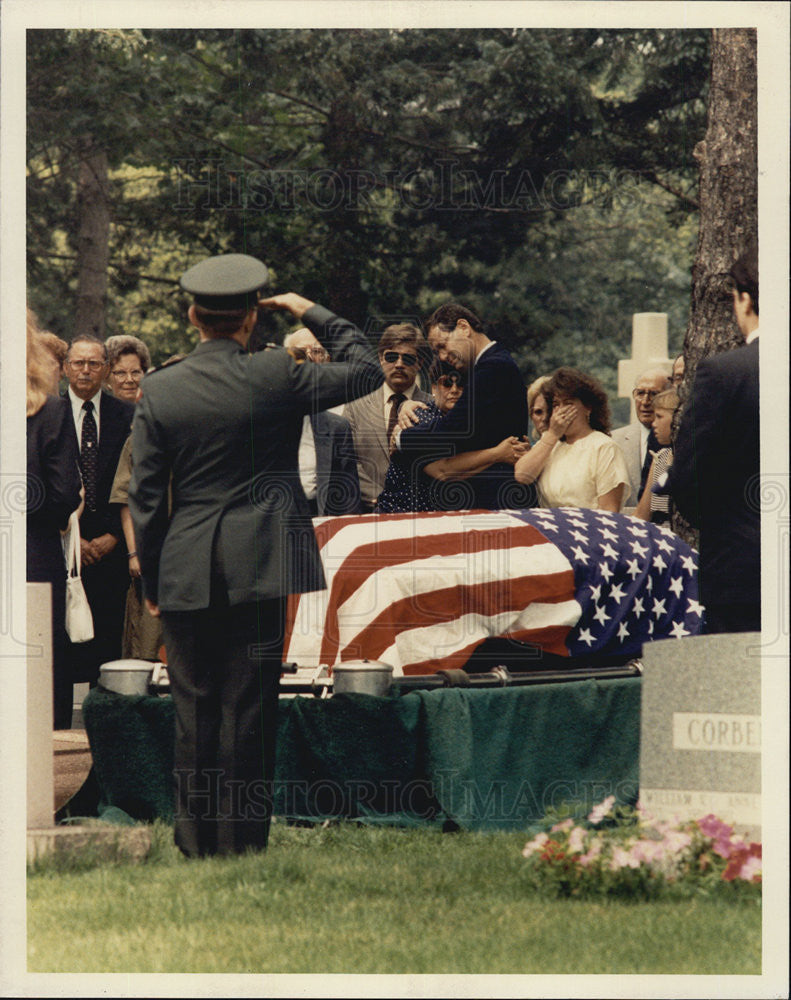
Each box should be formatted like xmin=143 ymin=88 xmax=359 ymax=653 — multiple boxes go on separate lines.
xmin=382 ymin=351 xmax=418 ymax=367
xmin=67 ymin=359 xmax=105 ymax=371
xmin=633 ymin=389 xmax=661 ymax=401
xmin=110 ymin=369 xmax=144 ymax=382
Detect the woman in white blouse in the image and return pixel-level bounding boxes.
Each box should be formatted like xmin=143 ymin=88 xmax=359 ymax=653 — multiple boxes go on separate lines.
xmin=514 ymin=366 xmax=629 ymax=512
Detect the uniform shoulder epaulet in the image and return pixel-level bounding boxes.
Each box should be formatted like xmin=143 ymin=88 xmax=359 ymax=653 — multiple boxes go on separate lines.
xmin=147 ymin=355 xmax=187 ymax=376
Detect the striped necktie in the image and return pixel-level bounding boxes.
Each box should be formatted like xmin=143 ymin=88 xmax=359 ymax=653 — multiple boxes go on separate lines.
xmin=386 ymin=393 xmax=406 ymax=441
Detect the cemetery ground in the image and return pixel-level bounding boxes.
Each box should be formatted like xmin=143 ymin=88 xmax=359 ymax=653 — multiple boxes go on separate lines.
xmin=27 ymin=820 xmax=760 ymax=975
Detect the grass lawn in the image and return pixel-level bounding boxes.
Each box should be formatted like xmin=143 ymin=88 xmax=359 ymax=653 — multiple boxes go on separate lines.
xmin=27 ymin=820 xmax=761 ymax=975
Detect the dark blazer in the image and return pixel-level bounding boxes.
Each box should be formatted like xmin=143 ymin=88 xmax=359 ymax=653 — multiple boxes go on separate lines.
xmin=343 ymin=384 xmax=433 ymax=508
xmin=27 ymin=395 xmax=82 ymax=727
xmin=398 ymin=342 xmax=534 ymax=510
xmin=129 ymin=305 xmax=383 ymax=611
xmin=310 ymin=410 xmax=362 ymax=516
xmin=669 ymin=339 xmax=760 ymax=612
xmin=27 ymin=395 xmax=82 ymax=580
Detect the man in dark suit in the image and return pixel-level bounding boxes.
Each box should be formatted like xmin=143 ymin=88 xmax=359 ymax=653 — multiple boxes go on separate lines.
xmin=669 ymin=245 xmax=760 ymax=633
xmin=63 ymin=335 xmax=134 ymax=708
xmin=342 ymin=323 xmax=433 ymax=512
xmin=129 ymin=254 xmax=383 ymax=856
xmin=396 ymin=303 xmax=534 ymax=510
xmin=283 ymin=327 xmax=361 ymax=515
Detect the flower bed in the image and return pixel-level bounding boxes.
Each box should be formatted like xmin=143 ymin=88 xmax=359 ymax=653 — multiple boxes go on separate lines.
xmin=521 ymin=796 xmax=762 ymax=900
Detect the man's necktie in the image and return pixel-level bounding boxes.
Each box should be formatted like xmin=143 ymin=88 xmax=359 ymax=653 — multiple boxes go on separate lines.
xmin=80 ymin=400 xmax=98 ymax=512
xmin=639 ymin=429 xmax=659 ymax=498
xmin=386 ymin=393 xmax=406 ymax=442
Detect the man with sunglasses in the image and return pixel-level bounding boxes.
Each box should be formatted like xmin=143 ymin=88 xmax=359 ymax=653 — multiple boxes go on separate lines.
xmin=62 ymin=334 xmax=134 ymax=715
xmin=342 ymin=323 xmax=432 ymax=512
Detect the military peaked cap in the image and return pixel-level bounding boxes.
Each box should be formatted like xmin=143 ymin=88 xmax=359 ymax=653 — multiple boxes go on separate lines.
xmin=180 ymin=253 xmax=269 ymax=311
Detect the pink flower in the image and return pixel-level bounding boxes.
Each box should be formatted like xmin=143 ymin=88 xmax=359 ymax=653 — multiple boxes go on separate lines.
xmin=662 ymin=830 xmax=692 ymax=855
xmin=578 ymin=838 xmax=602 ymax=867
xmin=697 ymin=814 xmax=733 ymax=841
xmin=738 ymin=853 xmax=762 ymax=883
xmin=723 ymin=842 xmax=762 ymax=883
xmin=522 ymin=832 xmax=549 ymax=858
xmin=588 ymin=795 xmax=616 ymax=825
xmin=550 ymin=818 xmax=574 ymax=833
xmin=610 ymin=845 xmax=640 ymax=870
xmin=568 ymin=826 xmax=586 ymax=854
xmin=630 ymin=838 xmax=665 ymax=865
xmin=712 ymin=836 xmax=735 ymax=860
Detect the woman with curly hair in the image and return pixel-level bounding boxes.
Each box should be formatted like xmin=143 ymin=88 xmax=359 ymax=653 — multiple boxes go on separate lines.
xmin=514 ymin=366 xmax=629 ymax=512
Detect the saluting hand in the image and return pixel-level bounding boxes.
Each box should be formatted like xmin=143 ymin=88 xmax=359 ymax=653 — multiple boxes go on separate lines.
xmin=257 ymin=293 xmax=316 ymax=320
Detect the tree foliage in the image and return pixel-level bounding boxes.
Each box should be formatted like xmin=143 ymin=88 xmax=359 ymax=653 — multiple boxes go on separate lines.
xmin=27 ymin=28 xmax=709 ymax=402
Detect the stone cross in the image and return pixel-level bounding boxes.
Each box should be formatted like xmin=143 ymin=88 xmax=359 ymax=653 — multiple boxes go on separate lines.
xmin=617 ymin=313 xmax=672 ymax=422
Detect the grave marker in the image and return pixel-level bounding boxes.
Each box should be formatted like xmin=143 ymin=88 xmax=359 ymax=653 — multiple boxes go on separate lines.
xmin=639 ymin=632 xmax=761 ymax=839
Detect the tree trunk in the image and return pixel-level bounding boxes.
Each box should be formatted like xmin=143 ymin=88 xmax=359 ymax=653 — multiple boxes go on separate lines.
xmin=672 ymin=28 xmax=757 ymax=544
xmin=74 ymin=138 xmax=111 ymax=341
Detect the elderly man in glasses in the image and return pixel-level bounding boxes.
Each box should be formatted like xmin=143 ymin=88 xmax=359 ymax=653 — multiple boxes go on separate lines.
xmin=611 ymin=366 xmax=672 ymax=508
xmin=62 ymin=334 xmax=134 ymax=715
xmin=342 ymin=323 xmax=433 ymax=512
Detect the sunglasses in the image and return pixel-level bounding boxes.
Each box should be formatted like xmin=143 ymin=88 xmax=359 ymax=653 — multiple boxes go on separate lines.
xmin=382 ymin=351 xmax=418 ymax=367
xmin=437 ymin=375 xmax=462 ymax=388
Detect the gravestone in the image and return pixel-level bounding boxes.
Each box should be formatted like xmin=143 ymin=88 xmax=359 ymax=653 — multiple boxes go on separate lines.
xmin=639 ymin=633 xmax=761 ymax=838
xmin=27 ymin=582 xmax=54 ymax=828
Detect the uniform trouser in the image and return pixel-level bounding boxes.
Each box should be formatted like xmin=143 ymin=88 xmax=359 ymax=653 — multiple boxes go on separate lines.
xmin=160 ymin=596 xmax=286 ymax=857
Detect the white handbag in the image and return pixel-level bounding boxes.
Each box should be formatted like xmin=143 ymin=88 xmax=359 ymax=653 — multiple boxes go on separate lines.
xmin=63 ymin=511 xmax=94 ymax=643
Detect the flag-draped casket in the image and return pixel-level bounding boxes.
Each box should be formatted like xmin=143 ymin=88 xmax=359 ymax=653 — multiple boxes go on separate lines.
xmin=283 ymin=507 xmax=703 ymax=675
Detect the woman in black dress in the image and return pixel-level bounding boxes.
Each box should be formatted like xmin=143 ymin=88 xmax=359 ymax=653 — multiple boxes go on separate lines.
xmin=27 ymin=310 xmax=82 ymax=728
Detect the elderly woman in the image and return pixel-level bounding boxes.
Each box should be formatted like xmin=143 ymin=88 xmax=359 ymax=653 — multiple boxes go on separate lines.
xmin=514 ymin=366 xmax=629 ymax=512
xmin=107 ymin=335 xmax=163 ymax=660
xmin=526 ymin=374 xmax=550 ymax=441
xmin=377 ymin=364 xmax=526 ymax=513
xmin=105 ymin=334 xmax=151 ymax=403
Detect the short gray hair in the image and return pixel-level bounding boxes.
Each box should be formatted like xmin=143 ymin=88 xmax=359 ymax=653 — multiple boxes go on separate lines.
xmin=105 ymin=334 xmax=151 ymax=371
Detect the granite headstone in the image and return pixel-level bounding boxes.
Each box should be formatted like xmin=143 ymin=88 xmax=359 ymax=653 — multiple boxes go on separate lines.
xmin=640 ymin=632 xmax=761 ymax=838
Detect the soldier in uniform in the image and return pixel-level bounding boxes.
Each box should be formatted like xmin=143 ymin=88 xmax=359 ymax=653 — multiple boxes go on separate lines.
xmin=129 ymin=254 xmax=383 ymax=856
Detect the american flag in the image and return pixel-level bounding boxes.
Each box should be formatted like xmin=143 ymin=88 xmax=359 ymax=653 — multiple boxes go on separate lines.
xmin=283 ymin=507 xmax=703 ymax=675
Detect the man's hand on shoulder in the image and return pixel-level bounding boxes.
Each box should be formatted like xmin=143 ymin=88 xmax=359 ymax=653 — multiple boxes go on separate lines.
xmin=258 ymin=293 xmax=315 ymax=320
xmin=396 ymin=399 xmax=429 ymax=430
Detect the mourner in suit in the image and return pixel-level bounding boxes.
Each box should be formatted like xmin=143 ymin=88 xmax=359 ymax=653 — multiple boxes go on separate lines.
xmin=396 ymin=303 xmax=535 ymax=510
xmin=26 ymin=312 xmax=82 ymax=728
xmin=128 ymin=254 xmax=383 ymax=856
xmin=342 ymin=323 xmax=433 ymax=511
xmin=611 ymin=367 xmax=671 ymax=507
xmin=283 ymin=327 xmax=361 ymax=515
xmin=669 ymin=245 xmax=760 ymax=633
xmin=63 ymin=335 xmax=135 ymax=700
